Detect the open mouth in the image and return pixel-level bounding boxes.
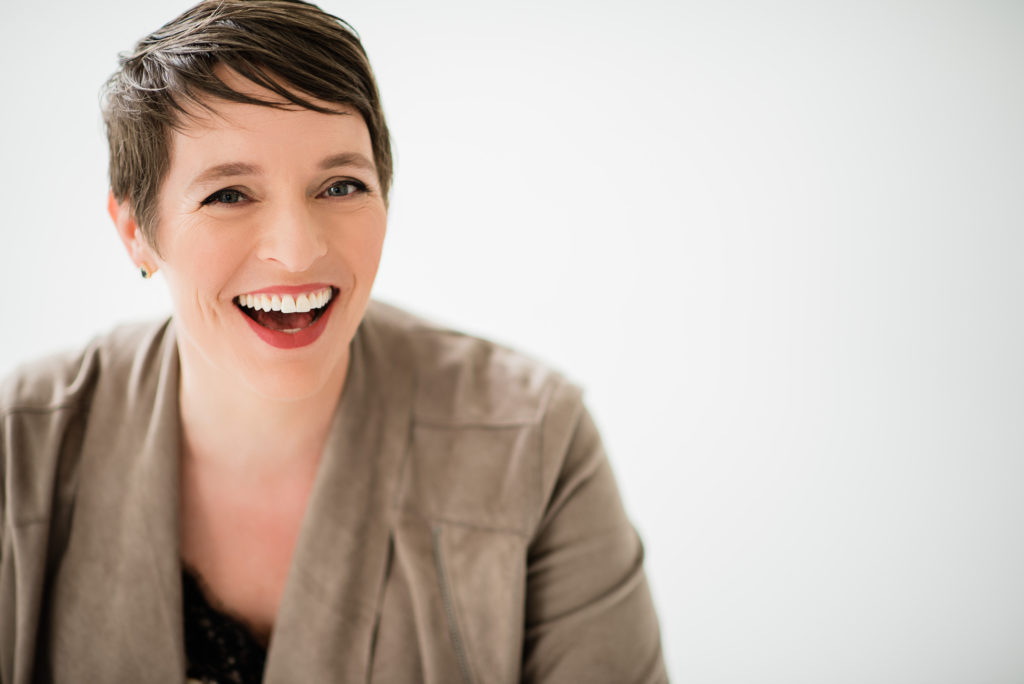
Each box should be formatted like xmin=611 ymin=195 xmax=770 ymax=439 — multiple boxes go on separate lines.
xmin=234 ymin=286 xmax=336 ymax=333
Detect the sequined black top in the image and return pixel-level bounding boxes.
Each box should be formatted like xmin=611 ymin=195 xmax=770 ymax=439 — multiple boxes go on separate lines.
xmin=182 ymin=568 xmax=267 ymax=684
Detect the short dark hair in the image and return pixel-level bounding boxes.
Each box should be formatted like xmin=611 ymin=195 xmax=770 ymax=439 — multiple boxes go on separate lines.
xmin=102 ymin=0 xmax=392 ymax=247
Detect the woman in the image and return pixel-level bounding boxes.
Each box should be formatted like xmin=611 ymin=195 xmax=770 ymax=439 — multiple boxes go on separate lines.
xmin=0 ymin=1 xmax=666 ymax=682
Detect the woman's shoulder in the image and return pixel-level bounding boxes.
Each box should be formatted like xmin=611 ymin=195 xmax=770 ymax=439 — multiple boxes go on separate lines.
xmin=0 ymin=318 xmax=175 ymax=527
xmin=361 ymin=300 xmax=584 ymax=429
xmin=0 ymin=318 xmax=173 ymax=417
xmin=360 ymin=301 xmax=595 ymax=541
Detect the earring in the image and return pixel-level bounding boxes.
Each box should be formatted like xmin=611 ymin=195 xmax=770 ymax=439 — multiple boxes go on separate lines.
xmin=140 ymin=264 xmax=155 ymax=279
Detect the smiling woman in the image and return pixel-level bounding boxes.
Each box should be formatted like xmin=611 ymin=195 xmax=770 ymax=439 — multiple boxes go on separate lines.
xmin=0 ymin=1 xmax=666 ymax=682
xmin=112 ymin=71 xmax=387 ymax=399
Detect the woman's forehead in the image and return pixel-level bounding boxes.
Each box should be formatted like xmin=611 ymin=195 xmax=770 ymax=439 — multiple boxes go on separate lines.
xmin=172 ymin=98 xmax=361 ymax=139
xmin=166 ymin=98 xmax=372 ymax=181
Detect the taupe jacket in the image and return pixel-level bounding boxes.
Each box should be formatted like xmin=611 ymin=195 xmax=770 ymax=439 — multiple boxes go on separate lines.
xmin=0 ymin=301 xmax=666 ymax=683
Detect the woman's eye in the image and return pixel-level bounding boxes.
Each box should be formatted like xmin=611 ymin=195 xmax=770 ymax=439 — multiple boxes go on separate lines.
xmin=324 ymin=181 xmax=365 ymax=198
xmin=202 ymin=188 xmax=246 ymax=205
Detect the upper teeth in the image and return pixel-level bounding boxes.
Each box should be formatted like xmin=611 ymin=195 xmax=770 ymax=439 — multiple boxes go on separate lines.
xmin=238 ymin=287 xmax=333 ymax=313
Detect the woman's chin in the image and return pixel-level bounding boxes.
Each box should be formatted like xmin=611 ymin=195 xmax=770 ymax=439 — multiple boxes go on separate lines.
xmin=229 ymin=301 xmax=354 ymax=402
xmin=239 ymin=354 xmax=348 ymax=404
xmin=176 ymin=324 xmax=348 ymax=406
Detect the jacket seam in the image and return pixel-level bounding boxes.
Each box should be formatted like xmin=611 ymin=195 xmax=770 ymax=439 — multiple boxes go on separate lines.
xmin=395 ymin=509 xmax=528 ymax=538
xmin=432 ymin=525 xmax=476 ymax=684
xmin=411 ymin=418 xmax=540 ymax=430
xmin=365 ymin=532 xmax=395 ymax=684
xmin=7 ymin=516 xmax=50 ymax=528
xmin=0 ymin=401 xmax=84 ymax=419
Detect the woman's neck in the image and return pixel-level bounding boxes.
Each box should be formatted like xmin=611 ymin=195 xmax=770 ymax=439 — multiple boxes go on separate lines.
xmin=175 ymin=342 xmax=347 ymax=478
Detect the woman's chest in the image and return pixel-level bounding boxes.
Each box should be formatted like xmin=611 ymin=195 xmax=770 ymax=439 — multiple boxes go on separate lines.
xmin=179 ymin=469 xmax=313 ymax=642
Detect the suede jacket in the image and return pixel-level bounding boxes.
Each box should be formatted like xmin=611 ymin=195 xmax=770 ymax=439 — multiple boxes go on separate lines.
xmin=0 ymin=301 xmax=667 ymax=683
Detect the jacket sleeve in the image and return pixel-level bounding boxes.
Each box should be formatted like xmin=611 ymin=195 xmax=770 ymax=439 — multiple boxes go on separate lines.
xmin=1 ymin=415 xmax=5 ymax=568
xmin=522 ymin=384 xmax=668 ymax=683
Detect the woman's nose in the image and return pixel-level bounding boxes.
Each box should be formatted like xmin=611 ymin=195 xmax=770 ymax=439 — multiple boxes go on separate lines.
xmin=256 ymin=200 xmax=327 ymax=272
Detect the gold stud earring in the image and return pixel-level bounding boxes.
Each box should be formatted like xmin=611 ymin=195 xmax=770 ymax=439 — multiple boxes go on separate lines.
xmin=140 ymin=264 xmax=155 ymax=279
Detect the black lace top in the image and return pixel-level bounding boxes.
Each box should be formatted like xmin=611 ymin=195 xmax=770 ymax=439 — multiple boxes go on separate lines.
xmin=182 ymin=568 xmax=267 ymax=684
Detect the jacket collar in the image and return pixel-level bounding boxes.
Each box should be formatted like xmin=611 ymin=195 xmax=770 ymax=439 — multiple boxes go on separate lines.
xmin=46 ymin=319 xmax=185 ymax=680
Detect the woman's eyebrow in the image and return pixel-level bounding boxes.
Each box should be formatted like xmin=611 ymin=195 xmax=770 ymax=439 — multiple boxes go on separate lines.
xmin=188 ymin=153 xmax=375 ymax=189
xmin=319 ymin=152 xmax=376 ymax=173
xmin=189 ymin=161 xmax=261 ymax=187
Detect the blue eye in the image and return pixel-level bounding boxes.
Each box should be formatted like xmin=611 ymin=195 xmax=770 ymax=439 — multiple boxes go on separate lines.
xmin=202 ymin=188 xmax=246 ymax=205
xmin=324 ymin=181 xmax=365 ymax=198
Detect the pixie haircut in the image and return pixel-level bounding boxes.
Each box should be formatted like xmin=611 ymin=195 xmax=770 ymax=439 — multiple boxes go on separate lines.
xmin=102 ymin=0 xmax=392 ymax=247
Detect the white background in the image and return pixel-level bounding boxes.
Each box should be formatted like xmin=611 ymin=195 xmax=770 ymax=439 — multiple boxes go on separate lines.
xmin=3 ymin=1 xmax=1024 ymax=681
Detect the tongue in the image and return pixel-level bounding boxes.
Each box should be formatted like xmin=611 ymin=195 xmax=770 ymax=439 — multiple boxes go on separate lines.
xmin=253 ymin=309 xmax=316 ymax=331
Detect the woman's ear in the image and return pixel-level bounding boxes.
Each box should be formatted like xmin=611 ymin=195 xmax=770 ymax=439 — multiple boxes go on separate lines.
xmin=108 ymin=190 xmax=158 ymax=275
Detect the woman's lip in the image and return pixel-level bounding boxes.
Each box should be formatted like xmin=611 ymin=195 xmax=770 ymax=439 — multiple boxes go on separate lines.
xmin=240 ymin=282 xmax=335 ymax=296
xmin=237 ymin=289 xmax=338 ymax=350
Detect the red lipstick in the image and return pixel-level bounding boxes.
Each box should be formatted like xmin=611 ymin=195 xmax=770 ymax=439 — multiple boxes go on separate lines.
xmin=236 ymin=286 xmax=337 ymax=350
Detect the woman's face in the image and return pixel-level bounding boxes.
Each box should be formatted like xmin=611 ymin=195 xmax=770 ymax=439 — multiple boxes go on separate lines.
xmin=127 ymin=72 xmax=387 ymax=402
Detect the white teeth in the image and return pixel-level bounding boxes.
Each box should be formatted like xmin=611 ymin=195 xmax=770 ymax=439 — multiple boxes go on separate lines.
xmin=238 ymin=287 xmax=333 ymax=314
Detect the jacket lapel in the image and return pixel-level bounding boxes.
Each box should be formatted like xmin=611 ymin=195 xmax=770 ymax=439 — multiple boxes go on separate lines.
xmin=45 ymin=320 xmax=185 ymax=681
xmin=263 ymin=311 xmax=415 ymax=683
